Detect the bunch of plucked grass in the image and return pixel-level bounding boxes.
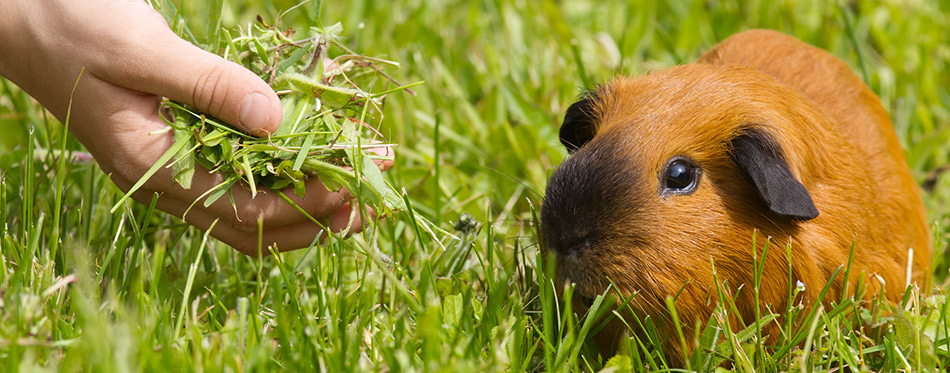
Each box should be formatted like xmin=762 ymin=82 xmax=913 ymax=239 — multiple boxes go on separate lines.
xmin=113 ymin=7 xmax=435 ymax=238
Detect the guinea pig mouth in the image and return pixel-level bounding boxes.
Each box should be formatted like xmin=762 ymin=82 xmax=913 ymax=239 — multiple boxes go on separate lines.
xmin=560 ymin=274 xmax=598 ymax=309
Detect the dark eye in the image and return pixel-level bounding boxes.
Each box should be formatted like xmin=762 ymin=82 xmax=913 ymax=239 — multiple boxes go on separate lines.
xmin=662 ymin=158 xmax=700 ymax=195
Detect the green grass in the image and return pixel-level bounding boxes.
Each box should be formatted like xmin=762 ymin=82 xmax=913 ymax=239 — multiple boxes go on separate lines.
xmin=2 ymin=0 xmax=949 ymax=371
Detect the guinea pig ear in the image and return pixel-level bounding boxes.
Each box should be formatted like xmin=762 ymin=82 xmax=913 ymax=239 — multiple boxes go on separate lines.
xmin=729 ymin=131 xmax=820 ymax=221
xmin=560 ymin=95 xmax=600 ymax=153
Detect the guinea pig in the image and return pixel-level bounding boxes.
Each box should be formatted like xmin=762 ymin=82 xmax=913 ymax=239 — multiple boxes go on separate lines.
xmin=540 ymin=29 xmax=932 ymax=363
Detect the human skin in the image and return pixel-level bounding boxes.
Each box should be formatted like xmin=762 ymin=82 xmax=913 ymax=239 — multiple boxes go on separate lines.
xmin=0 ymin=0 xmax=389 ymax=254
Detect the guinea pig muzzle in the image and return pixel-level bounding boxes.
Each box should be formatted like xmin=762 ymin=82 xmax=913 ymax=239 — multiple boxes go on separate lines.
xmin=541 ymin=137 xmax=648 ymax=305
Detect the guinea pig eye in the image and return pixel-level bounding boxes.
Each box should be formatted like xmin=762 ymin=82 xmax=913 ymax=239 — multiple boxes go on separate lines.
xmin=662 ymin=158 xmax=700 ymax=195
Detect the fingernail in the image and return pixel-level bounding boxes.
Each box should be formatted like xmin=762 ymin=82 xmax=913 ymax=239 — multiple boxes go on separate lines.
xmin=239 ymin=92 xmax=271 ymax=135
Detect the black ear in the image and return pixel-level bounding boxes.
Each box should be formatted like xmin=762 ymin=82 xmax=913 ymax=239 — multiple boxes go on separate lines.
xmin=729 ymin=131 xmax=819 ymax=220
xmin=560 ymin=95 xmax=599 ymax=153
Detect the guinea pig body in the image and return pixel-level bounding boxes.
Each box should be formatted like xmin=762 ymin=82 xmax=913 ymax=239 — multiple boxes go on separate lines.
xmin=540 ymin=29 xmax=931 ymax=362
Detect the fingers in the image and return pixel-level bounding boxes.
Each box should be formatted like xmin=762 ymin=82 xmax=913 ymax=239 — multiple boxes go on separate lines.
xmin=71 ymin=72 xmax=348 ymax=231
xmin=91 ymin=3 xmax=283 ymax=136
xmin=75 ymin=69 xmax=375 ymax=236
xmin=233 ymin=202 xmax=370 ymax=255
xmin=112 ymin=158 xmax=354 ymax=232
xmin=185 ymin=170 xmax=353 ymax=230
xmin=148 ymin=194 xmax=370 ymax=255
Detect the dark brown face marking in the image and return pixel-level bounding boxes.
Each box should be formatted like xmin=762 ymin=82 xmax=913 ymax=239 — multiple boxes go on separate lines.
xmin=541 ymin=133 xmax=649 ymax=259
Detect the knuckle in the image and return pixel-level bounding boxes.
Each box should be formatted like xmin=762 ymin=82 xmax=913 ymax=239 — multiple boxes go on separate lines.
xmin=225 ymin=203 xmax=265 ymax=234
xmin=191 ymin=64 xmax=233 ymax=116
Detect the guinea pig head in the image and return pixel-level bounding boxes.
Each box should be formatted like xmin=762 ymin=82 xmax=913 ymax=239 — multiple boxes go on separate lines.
xmin=540 ymin=64 xmax=847 ymax=359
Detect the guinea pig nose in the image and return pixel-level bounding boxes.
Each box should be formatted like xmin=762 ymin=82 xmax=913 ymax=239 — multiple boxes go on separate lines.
xmin=560 ymin=237 xmax=593 ymax=256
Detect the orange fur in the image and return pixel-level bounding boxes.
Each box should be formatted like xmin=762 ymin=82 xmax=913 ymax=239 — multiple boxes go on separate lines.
xmin=541 ymin=30 xmax=932 ymax=365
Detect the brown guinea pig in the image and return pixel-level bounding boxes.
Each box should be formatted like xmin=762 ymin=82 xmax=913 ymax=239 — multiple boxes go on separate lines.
xmin=540 ymin=29 xmax=932 ymax=363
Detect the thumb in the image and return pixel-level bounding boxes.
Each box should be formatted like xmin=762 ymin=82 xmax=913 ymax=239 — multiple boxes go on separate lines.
xmin=101 ymin=21 xmax=283 ymax=136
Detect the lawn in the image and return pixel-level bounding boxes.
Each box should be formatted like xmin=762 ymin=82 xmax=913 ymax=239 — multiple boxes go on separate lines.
xmin=1 ymin=0 xmax=948 ymax=371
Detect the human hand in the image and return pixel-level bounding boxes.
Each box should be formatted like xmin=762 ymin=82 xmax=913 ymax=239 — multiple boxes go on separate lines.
xmin=0 ymin=0 xmax=391 ymax=254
